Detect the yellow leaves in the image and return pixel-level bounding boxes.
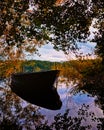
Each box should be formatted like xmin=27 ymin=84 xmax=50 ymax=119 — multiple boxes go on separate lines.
xmin=15 ymin=27 xmax=20 ymax=33
xmin=60 ymin=66 xmax=82 ymax=82
xmin=5 ymin=22 xmax=12 ymax=31
xmin=55 ymin=0 xmax=64 ymax=6
xmin=23 ymin=38 xmax=44 ymax=54
xmin=25 ymin=46 xmax=37 ymax=53
xmin=0 ymin=60 xmax=22 ymax=78
xmin=2 ymin=8 xmax=7 ymax=14
xmin=24 ymin=38 xmax=39 ymax=45
xmin=5 ymin=67 xmax=14 ymax=77
xmin=20 ymin=13 xmax=30 ymax=27
xmin=9 ymin=8 xmax=15 ymax=15
xmin=52 ymin=59 xmax=101 ymax=83
xmin=32 ymin=38 xmax=38 ymax=44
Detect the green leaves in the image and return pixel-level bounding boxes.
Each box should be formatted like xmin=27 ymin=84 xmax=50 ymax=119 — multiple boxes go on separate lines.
xmin=0 ymin=0 xmax=104 ymax=60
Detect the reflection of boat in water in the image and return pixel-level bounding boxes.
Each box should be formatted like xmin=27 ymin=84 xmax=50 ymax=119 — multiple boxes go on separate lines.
xmin=10 ymin=70 xmax=62 ymax=110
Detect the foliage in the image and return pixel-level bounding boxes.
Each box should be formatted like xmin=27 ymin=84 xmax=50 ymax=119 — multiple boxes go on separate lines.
xmin=0 ymin=58 xmax=102 ymax=81
xmin=52 ymin=58 xmax=104 ymax=87
xmin=0 ymin=60 xmax=60 ymax=78
xmin=91 ymin=0 xmax=104 ymax=63
xmin=95 ymin=31 xmax=104 ymax=64
xmin=0 ymin=118 xmax=22 ymax=130
xmin=58 ymin=61 xmax=82 ymax=83
xmin=76 ymin=59 xmax=104 ymax=87
xmin=0 ymin=60 xmax=23 ymax=78
xmin=0 ymin=0 xmax=104 ymax=61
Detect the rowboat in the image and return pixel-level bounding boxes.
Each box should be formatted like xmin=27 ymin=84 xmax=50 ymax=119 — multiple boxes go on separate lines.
xmin=10 ymin=70 xmax=62 ymax=110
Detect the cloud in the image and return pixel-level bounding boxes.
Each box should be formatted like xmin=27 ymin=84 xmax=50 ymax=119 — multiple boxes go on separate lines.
xmin=26 ymin=42 xmax=96 ymax=61
xmin=26 ymin=44 xmax=67 ymax=62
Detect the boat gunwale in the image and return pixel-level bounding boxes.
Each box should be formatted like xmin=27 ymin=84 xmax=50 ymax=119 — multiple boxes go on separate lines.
xmin=11 ymin=70 xmax=60 ymax=76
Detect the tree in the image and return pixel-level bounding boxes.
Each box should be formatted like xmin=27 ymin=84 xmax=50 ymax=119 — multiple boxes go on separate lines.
xmin=0 ymin=0 xmax=104 ymax=61
xmin=90 ymin=0 xmax=104 ymax=64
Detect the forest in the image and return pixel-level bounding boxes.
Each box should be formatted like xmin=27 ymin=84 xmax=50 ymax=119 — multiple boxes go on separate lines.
xmin=0 ymin=58 xmax=103 ymax=87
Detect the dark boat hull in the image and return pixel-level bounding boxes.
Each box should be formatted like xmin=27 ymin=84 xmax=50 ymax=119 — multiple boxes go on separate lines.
xmin=10 ymin=70 xmax=62 ymax=110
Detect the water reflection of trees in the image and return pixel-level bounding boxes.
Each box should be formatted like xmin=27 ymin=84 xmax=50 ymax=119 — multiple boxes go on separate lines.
xmin=0 ymin=81 xmax=44 ymax=130
xmin=36 ymin=104 xmax=102 ymax=130
xmin=0 ymin=80 xmax=104 ymax=129
xmin=86 ymin=85 xmax=104 ymax=129
xmin=72 ymin=82 xmax=104 ymax=130
xmin=84 ymin=85 xmax=104 ymax=112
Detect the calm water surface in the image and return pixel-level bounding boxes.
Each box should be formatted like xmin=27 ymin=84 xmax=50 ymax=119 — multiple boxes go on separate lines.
xmin=39 ymin=82 xmax=104 ymax=129
xmin=0 ymin=80 xmax=104 ymax=129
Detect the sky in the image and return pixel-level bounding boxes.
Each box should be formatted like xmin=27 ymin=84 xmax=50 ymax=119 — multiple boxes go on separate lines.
xmin=26 ymin=42 xmax=96 ymax=62
xmin=26 ymin=0 xmax=97 ymax=62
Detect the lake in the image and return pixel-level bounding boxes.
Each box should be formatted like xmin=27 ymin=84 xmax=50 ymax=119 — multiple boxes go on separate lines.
xmin=39 ymin=82 xmax=104 ymax=129
xmin=0 ymin=80 xmax=104 ymax=129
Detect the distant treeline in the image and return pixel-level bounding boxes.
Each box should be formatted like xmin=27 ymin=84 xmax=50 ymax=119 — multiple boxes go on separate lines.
xmin=0 ymin=59 xmax=103 ymax=83
xmin=0 ymin=60 xmax=60 ymax=78
xmin=22 ymin=60 xmax=60 ymax=72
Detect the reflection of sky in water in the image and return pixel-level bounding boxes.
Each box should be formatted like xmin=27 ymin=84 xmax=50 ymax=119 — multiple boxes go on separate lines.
xmin=39 ymin=82 xmax=104 ymax=128
xmin=72 ymin=91 xmax=94 ymax=104
xmin=0 ymin=80 xmax=104 ymax=129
